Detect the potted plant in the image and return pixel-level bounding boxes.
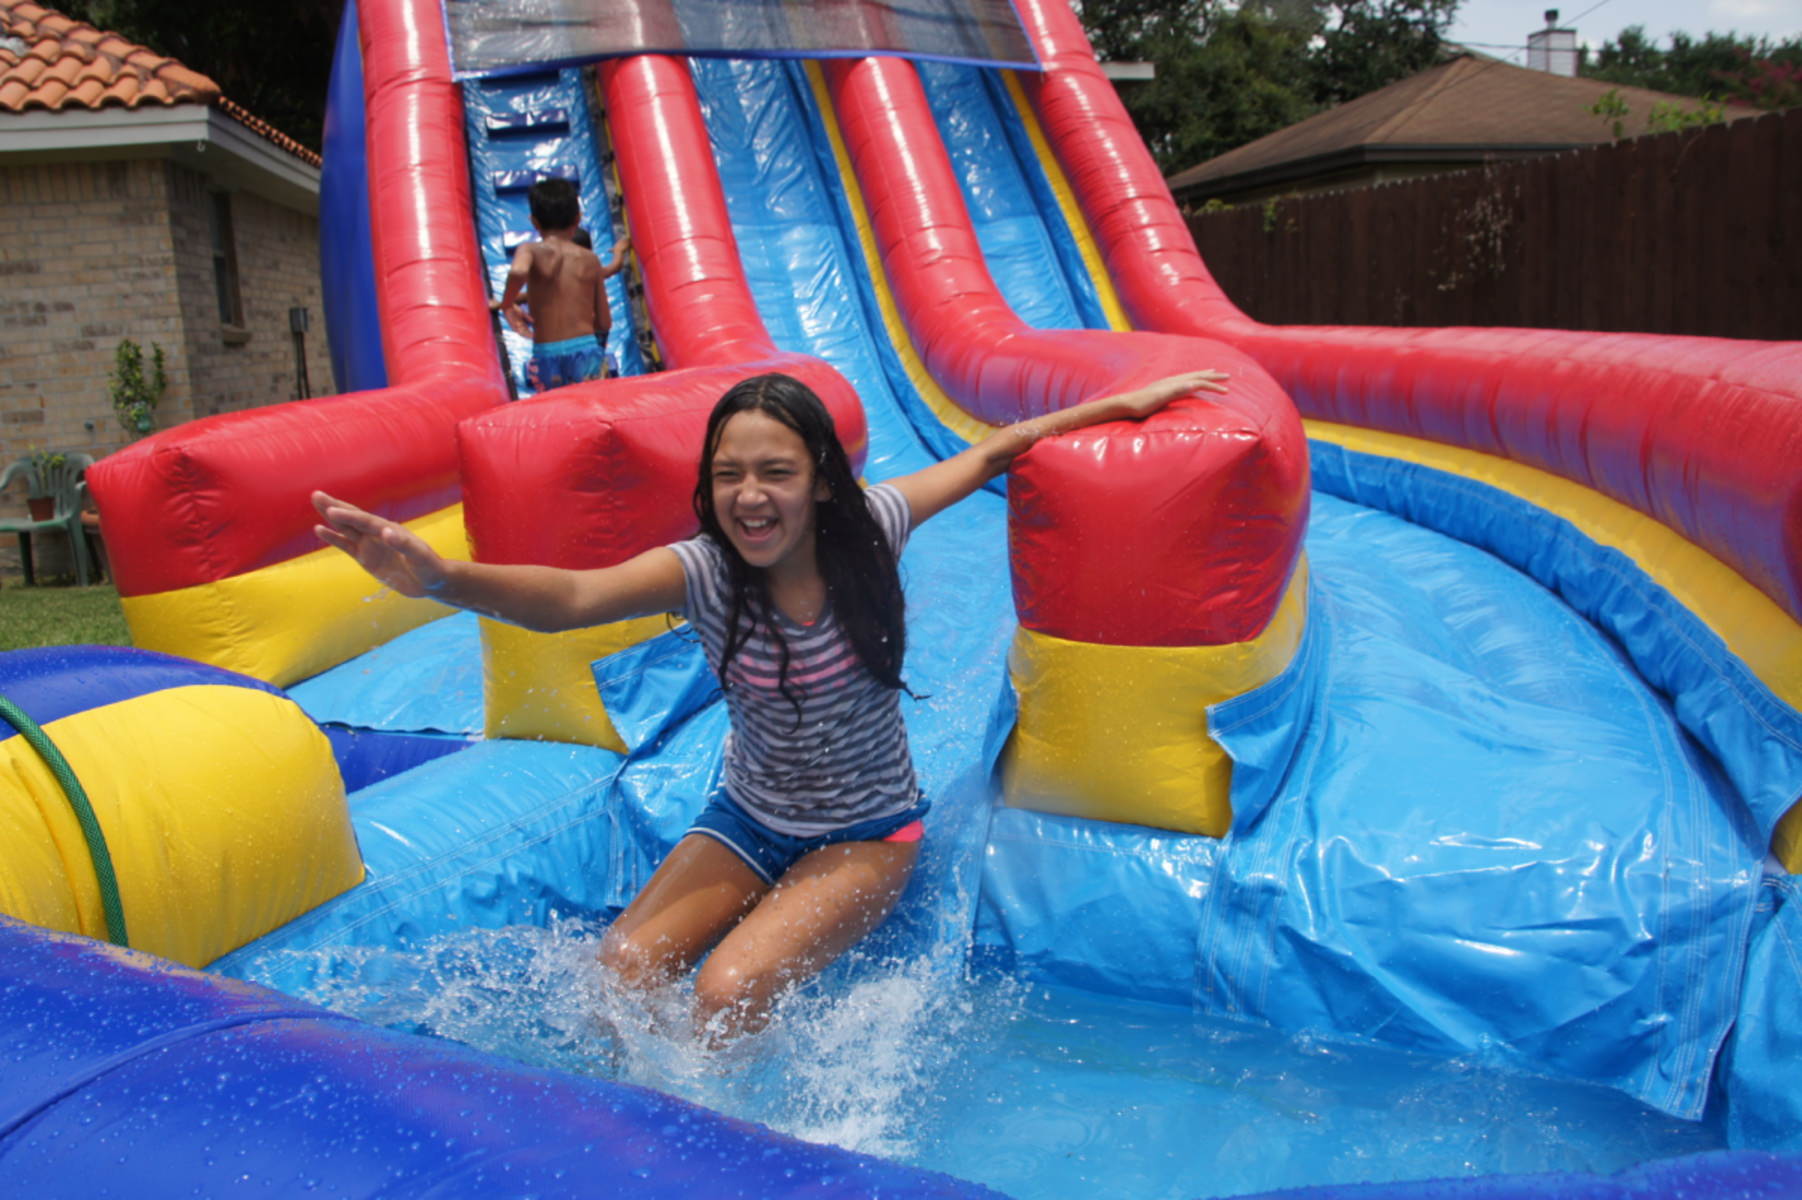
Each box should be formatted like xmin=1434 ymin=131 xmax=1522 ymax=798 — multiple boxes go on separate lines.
xmin=23 ymin=447 xmax=65 ymax=521
xmin=109 ymin=338 xmax=167 ymax=436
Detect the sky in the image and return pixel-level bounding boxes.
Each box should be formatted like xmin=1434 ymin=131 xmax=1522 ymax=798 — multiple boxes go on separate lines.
xmin=1445 ymin=0 xmax=1802 ymax=62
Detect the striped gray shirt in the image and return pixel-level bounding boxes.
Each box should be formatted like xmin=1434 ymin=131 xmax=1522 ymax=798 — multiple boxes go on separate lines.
xmin=668 ymin=482 xmax=918 ymax=836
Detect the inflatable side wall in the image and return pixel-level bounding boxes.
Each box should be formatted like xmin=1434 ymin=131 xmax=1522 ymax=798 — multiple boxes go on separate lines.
xmin=0 ymin=915 xmax=1003 ymax=1198
xmin=1013 ymin=0 xmax=1802 ymax=865
xmin=319 ymin=0 xmax=387 ymax=395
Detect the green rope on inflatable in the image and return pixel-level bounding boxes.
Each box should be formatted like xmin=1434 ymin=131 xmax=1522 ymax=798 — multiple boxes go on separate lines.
xmin=0 ymin=693 xmax=128 ymax=947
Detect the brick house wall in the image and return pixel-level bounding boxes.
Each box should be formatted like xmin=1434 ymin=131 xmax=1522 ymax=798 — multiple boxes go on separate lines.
xmin=165 ymin=162 xmax=333 ymax=421
xmin=0 ymin=155 xmax=330 ymax=530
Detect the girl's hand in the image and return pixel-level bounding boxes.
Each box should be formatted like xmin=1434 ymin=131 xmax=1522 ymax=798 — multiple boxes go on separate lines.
xmin=312 ymin=490 xmax=448 ymax=598
xmin=1116 ymin=369 xmax=1230 ymax=418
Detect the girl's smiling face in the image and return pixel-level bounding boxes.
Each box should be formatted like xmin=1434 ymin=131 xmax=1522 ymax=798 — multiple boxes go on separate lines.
xmin=708 ymin=410 xmax=830 ymax=577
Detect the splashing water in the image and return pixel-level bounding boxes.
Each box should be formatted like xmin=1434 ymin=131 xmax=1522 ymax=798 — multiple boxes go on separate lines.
xmin=275 ymin=917 xmax=1023 ymax=1165
xmin=265 ymin=918 xmax=1719 ymax=1199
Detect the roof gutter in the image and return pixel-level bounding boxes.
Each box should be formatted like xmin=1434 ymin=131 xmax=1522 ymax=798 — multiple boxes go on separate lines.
xmin=1170 ymin=142 xmax=1584 ymax=201
xmin=0 ymin=104 xmax=319 ymax=213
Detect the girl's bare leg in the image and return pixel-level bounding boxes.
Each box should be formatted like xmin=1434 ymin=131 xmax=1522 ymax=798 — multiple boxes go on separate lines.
xmin=691 ymin=839 xmax=919 ymax=1042
xmin=599 ymin=834 xmax=769 ymax=989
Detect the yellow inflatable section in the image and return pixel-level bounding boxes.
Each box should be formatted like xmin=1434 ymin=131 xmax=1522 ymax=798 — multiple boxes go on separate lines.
xmin=119 ymin=505 xmax=466 ymax=688
xmin=482 ymin=615 xmax=675 ymax=749
xmin=0 ymin=677 xmax=362 ymax=968
xmin=1006 ymin=561 xmax=1309 ymax=836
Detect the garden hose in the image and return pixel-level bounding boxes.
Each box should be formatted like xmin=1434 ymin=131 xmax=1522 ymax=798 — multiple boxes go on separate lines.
xmin=0 ymin=693 xmax=128 ymax=947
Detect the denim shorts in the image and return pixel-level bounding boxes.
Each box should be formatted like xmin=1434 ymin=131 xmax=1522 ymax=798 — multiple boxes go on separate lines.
xmin=687 ymin=789 xmax=929 ymax=887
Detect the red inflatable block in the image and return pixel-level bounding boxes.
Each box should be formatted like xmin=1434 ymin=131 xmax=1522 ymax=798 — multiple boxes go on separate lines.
xmin=460 ymin=360 xmax=869 ymax=570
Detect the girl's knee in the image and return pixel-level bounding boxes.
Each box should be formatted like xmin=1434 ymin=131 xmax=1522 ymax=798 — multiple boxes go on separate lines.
xmin=692 ymin=958 xmax=751 ymax=1018
xmin=599 ymin=925 xmax=669 ymax=989
xmin=693 ymin=957 xmax=778 ymax=1039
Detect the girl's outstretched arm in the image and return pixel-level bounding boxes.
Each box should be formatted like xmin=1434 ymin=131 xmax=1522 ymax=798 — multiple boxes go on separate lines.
xmin=311 ymin=491 xmax=686 ymax=632
xmin=888 ymin=369 xmax=1228 ymax=527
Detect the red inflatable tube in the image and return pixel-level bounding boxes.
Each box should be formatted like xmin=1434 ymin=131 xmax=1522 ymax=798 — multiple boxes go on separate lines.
xmin=362 ymin=0 xmax=505 ymax=386
xmin=461 ymin=359 xmax=868 ymax=570
xmin=89 ymin=0 xmax=505 ymax=598
xmin=600 ymin=54 xmax=799 ymax=369
xmin=1013 ymin=0 xmax=1802 ymax=625
xmin=1012 ymin=0 xmax=1247 ymax=338
xmin=823 ymin=56 xmax=1307 ymax=646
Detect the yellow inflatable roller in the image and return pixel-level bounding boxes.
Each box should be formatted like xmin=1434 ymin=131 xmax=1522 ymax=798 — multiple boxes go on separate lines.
xmin=0 ymin=645 xmax=362 ymax=967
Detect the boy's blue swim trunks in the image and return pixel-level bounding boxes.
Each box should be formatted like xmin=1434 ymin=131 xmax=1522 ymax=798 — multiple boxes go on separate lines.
xmin=530 ymin=334 xmax=611 ymax=390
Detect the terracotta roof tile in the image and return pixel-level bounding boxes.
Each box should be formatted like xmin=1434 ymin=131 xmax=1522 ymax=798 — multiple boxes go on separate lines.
xmin=158 ymin=64 xmax=214 ymax=94
xmin=0 ymin=0 xmax=219 ymax=112
xmin=1 ymin=2 xmax=321 ymax=164
xmin=41 ymin=51 xmax=74 ymax=85
xmin=213 ymin=95 xmax=322 ymax=167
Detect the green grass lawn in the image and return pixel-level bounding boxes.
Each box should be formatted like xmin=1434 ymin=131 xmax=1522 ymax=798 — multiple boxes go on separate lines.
xmin=0 ymin=581 xmax=131 ymax=651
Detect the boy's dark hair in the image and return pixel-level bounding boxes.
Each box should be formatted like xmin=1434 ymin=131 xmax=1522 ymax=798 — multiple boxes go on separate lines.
xmin=693 ymin=374 xmax=908 ymax=716
xmin=527 ymin=178 xmax=581 ymax=231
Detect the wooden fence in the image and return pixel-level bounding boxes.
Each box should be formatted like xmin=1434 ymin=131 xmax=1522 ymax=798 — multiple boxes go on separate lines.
xmin=1184 ymin=106 xmax=1800 ymax=341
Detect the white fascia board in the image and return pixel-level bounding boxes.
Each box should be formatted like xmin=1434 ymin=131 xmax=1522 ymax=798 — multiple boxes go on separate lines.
xmin=0 ymin=104 xmax=320 ymax=214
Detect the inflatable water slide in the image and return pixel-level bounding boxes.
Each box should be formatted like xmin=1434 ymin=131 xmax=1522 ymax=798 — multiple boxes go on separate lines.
xmin=4 ymin=0 xmax=1802 ymax=1195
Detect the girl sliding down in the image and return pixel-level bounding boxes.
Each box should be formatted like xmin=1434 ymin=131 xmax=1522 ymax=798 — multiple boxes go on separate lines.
xmin=313 ymin=368 xmax=1226 ymax=1041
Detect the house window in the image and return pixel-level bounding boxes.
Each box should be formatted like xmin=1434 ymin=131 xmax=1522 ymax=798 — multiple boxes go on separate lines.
xmin=210 ymin=192 xmax=244 ymax=327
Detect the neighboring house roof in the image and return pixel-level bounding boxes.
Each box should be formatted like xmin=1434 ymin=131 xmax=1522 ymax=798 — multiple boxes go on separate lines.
xmin=0 ymin=0 xmax=319 ymax=166
xmin=1168 ymin=52 xmax=1761 ymax=199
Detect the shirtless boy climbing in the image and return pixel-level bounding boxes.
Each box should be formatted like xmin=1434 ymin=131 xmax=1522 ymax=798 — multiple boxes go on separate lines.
xmin=491 ymin=177 xmax=632 ymax=390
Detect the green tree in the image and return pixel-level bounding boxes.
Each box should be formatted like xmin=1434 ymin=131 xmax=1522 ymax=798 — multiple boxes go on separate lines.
xmin=1583 ymin=25 xmax=1802 ymax=111
xmin=1310 ymin=0 xmax=1457 ymax=106
xmin=1122 ymin=4 xmax=1320 ymax=170
xmin=1078 ymin=0 xmax=1457 ymax=173
xmin=1077 ymin=0 xmax=1208 ymax=62
xmin=55 ymin=0 xmax=341 ymax=151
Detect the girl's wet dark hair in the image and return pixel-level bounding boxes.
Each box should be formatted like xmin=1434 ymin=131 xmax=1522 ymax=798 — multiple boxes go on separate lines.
xmin=693 ymin=373 xmax=907 ymax=713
